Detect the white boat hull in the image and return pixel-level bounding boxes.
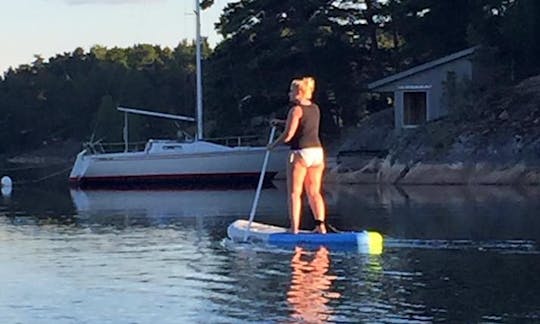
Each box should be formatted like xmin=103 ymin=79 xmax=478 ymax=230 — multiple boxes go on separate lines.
xmin=69 ymin=141 xmax=288 ymax=188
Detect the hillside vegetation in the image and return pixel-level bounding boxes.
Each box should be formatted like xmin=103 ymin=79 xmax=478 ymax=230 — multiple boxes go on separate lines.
xmin=1 ymin=0 xmax=539 ymax=184
xmin=333 ymin=74 xmax=540 ymax=184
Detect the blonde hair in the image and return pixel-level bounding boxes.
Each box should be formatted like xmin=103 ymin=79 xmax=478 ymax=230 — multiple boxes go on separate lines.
xmin=302 ymin=77 xmax=315 ymax=99
xmin=290 ymin=77 xmax=316 ymax=100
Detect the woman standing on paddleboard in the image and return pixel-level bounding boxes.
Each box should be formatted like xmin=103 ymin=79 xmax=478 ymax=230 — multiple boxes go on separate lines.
xmin=267 ymin=77 xmax=326 ymax=234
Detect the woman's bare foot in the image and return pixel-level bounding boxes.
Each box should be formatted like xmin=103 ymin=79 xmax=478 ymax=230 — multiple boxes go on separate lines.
xmin=314 ymin=224 xmax=327 ymax=234
xmin=288 ymin=227 xmax=299 ymax=234
xmin=313 ymin=219 xmax=327 ymax=234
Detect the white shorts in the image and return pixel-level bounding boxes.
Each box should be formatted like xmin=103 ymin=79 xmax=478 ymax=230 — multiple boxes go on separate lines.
xmin=290 ymin=147 xmax=324 ymax=167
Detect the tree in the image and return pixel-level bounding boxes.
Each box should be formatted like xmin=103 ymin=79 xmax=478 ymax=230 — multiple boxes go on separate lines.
xmin=206 ymin=0 xmax=393 ymax=133
xmin=493 ymin=0 xmax=540 ymax=81
xmin=0 ymin=42 xmax=200 ymax=154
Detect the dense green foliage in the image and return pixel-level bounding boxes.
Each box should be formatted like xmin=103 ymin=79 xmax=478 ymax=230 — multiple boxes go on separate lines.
xmin=1 ymin=0 xmax=539 ymax=156
xmin=0 ymin=42 xmax=210 ymax=154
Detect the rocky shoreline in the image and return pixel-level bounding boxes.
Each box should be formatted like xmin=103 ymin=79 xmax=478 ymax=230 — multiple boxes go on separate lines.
xmin=325 ymin=159 xmax=540 ymax=185
xmin=329 ymin=74 xmax=540 ymax=185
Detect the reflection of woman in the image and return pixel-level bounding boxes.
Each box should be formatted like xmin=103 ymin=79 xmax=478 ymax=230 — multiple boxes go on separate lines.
xmin=287 ymin=246 xmax=341 ymax=323
xmin=268 ymin=77 xmax=326 ymax=234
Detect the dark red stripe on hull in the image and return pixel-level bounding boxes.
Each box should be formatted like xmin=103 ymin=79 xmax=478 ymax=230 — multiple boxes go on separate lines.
xmin=69 ymin=172 xmax=278 ymax=189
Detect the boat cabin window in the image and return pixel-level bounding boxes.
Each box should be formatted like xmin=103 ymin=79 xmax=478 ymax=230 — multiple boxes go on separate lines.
xmin=163 ymin=145 xmax=183 ymax=151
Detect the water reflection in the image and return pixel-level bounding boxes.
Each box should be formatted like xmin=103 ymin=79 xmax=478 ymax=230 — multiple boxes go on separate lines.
xmin=70 ymin=185 xmax=288 ymax=222
xmin=327 ymin=184 xmax=540 ymax=212
xmin=1 ymin=183 xmax=540 ymax=322
xmin=1 ymin=186 xmax=11 ymax=198
xmin=287 ymin=246 xmax=341 ymax=323
xmin=327 ymin=184 xmax=540 ymax=241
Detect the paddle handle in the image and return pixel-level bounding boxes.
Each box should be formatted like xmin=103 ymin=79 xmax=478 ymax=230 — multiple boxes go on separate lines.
xmin=244 ymin=126 xmax=277 ymax=242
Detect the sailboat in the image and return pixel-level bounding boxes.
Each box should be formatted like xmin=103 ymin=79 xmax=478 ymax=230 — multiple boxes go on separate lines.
xmin=68 ymin=2 xmax=288 ymax=188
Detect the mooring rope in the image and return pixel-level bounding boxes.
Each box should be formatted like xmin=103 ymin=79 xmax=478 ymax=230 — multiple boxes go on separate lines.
xmin=0 ymin=164 xmax=52 ymax=172
xmin=10 ymin=166 xmax=72 ymax=185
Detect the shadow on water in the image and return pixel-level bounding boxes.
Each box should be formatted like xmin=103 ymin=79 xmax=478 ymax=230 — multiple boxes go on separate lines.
xmin=1 ymin=180 xmax=289 ymax=231
xmin=325 ymin=184 xmax=540 ymax=242
xmin=2 ymin=182 xmax=540 ymax=243
xmin=0 ymin=182 xmax=76 ymax=225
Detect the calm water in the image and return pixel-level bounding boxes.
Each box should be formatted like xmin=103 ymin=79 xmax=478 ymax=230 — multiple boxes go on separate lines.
xmin=1 ymin=182 xmax=539 ymax=323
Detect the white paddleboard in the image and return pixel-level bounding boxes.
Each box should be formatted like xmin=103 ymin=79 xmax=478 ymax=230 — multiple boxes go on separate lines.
xmin=227 ymin=219 xmax=383 ymax=254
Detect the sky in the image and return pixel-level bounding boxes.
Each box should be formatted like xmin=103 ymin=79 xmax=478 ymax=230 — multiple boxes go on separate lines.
xmin=0 ymin=0 xmax=236 ymax=74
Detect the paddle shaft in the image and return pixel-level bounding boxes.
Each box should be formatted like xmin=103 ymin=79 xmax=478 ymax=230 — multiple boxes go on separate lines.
xmin=244 ymin=126 xmax=277 ymax=242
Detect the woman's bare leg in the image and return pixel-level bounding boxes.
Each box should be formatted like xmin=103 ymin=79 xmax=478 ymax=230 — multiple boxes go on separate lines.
xmin=304 ymin=162 xmax=326 ymax=233
xmin=287 ymin=153 xmax=307 ymax=234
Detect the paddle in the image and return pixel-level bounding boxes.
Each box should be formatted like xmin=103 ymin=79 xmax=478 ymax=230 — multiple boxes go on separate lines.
xmin=244 ymin=126 xmax=277 ymax=242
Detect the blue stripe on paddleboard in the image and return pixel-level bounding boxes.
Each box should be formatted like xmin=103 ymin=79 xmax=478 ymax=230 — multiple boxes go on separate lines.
xmin=268 ymin=232 xmax=361 ymax=246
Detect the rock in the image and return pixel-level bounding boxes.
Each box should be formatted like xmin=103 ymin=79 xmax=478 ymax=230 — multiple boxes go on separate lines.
xmin=377 ymin=156 xmax=408 ymax=184
xmin=399 ymin=162 xmax=471 ymax=184
xmin=523 ymin=168 xmax=540 ymax=184
xmin=331 ymin=169 xmax=379 ymax=184
xmin=325 ymin=157 xmax=382 ymax=184
xmin=469 ymin=163 xmax=526 ymax=184
xmin=338 ymin=109 xmax=394 ymax=153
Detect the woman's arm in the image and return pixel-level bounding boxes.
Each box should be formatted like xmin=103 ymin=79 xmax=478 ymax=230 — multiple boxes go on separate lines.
xmin=268 ymin=106 xmax=302 ymax=150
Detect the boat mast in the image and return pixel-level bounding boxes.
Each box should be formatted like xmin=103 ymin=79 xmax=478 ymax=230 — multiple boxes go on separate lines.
xmin=195 ymin=0 xmax=203 ymax=140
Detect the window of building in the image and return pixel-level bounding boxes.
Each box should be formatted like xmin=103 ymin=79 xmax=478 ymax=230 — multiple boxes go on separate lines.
xmin=403 ymin=91 xmax=427 ymax=126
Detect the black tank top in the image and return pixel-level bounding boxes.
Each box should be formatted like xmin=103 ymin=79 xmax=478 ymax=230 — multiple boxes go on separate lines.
xmin=288 ymin=103 xmax=322 ymax=150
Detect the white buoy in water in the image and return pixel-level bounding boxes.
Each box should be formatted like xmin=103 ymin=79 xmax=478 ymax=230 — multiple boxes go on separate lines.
xmin=1 ymin=176 xmax=12 ymax=188
xmin=1 ymin=176 xmax=12 ymax=197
